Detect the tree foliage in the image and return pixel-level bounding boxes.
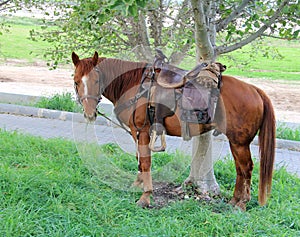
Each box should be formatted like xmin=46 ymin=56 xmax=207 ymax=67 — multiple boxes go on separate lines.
xmin=1 ymin=0 xmax=299 ymax=65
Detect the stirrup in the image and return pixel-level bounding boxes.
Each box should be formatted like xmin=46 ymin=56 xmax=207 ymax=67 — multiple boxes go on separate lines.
xmin=149 ymin=130 xmax=166 ymax=152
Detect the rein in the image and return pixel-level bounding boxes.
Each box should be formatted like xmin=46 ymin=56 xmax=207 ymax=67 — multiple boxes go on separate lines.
xmin=97 ymin=110 xmax=132 ymax=135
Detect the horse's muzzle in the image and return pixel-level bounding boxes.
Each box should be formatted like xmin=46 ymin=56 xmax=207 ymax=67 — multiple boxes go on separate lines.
xmin=84 ymin=111 xmax=97 ymax=122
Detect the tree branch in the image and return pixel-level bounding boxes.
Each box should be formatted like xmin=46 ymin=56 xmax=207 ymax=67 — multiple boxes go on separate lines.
xmin=216 ymin=0 xmax=253 ymax=32
xmin=137 ymin=11 xmax=150 ymax=48
xmin=205 ymin=0 xmax=217 ymax=48
xmin=150 ymin=7 xmax=191 ymax=29
xmin=0 ymin=0 xmax=11 ymax=8
xmin=215 ymin=0 xmax=289 ymax=55
xmin=261 ymin=33 xmax=295 ymax=40
xmin=191 ymin=0 xmax=214 ymax=61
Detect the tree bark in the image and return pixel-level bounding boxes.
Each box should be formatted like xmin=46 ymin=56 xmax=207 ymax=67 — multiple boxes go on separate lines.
xmin=137 ymin=11 xmax=153 ymax=61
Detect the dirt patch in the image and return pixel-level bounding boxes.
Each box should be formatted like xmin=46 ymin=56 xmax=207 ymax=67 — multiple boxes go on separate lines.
xmin=152 ymin=182 xmax=221 ymax=209
xmin=0 ymin=62 xmax=299 ymax=122
xmin=242 ymin=77 xmax=300 ymax=114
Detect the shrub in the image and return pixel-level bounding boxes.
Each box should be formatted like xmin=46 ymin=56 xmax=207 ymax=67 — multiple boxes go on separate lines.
xmin=35 ymin=92 xmax=81 ymax=112
xmin=276 ymin=123 xmax=300 ymax=141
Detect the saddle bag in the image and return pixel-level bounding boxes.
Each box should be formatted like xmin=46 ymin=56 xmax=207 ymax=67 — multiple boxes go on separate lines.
xmin=180 ymin=80 xmax=218 ymax=124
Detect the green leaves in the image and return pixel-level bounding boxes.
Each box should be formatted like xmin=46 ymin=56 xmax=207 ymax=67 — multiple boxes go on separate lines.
xmin=108 ymin=0 xmax=147 ymax=16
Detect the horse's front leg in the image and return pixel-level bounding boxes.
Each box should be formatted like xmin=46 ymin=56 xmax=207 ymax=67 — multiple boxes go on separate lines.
xmin=132 ymin=130 xmax=153 ymax=208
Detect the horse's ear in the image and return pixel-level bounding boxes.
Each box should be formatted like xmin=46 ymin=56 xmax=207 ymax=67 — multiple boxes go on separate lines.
xmin=217 ymin=62 xmax=226 ymax=72
xmin=72 ymin=52 xmax=80 ymax=66
xmin=92 ymin=51 xmax=99 ymax=66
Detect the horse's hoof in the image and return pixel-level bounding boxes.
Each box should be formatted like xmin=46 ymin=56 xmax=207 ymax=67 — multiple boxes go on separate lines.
xmin=136 ymin=198 xmax=150 ymax=208
xmin=229 ymin=197 xmax=238 ymax=206
xmin=234 ymin=201 xmax=246 ymax=211
xmin=229 ymin=198 xmax=246 ymax=211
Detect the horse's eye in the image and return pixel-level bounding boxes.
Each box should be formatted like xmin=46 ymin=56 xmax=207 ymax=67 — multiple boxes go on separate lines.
xmin=74 ymin=81 xmax=79 ymax=86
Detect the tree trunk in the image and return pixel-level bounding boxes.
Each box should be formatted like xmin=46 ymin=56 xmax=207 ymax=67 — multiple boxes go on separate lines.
xmin=184 ymin=131 xmax=220 ymax=194
xmin=187 ymin=0 xmax=220 ymax=194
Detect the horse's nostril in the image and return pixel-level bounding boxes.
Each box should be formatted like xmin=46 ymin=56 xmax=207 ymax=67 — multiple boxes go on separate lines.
xmin=84 ymin=111 xmax=97 ymax=122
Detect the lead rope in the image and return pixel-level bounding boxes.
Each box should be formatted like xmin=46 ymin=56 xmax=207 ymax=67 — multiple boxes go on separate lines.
xmin=97 ymin=110 xmax=132 ymax=135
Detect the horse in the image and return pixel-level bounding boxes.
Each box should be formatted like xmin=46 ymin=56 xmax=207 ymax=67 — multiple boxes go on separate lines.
xmin=71 ymin=51 xmax=276 ymax=211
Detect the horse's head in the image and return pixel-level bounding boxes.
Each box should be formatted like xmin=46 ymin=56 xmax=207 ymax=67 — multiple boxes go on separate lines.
xmin=72 ymin=51 xmax=103 ymax=122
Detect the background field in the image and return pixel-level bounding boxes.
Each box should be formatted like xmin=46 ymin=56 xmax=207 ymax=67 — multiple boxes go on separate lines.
xmin=0 ymin=17 xmax=51 ymax=62
xmin=0 ymin=17 xmax=299 ymax=81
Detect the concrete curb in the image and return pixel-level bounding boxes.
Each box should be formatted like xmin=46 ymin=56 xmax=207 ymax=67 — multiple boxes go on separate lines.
xmin=0 ymin=92 xmax=41 ymax=104
xmin=0 ymin=103 xmax=110 ymax=126
xmin=0 ymin=92 xmax=299 ymax=152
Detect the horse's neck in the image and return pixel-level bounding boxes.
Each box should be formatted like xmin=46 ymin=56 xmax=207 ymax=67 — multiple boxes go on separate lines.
xmin=100 ymin=58 xmax=146 ymax=104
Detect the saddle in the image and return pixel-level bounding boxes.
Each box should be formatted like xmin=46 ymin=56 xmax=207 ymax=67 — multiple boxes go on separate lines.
xmin=153 ymin=49 xmax=225 ymax=89
xmin=148 ymin=49 xmax=226 ymax=152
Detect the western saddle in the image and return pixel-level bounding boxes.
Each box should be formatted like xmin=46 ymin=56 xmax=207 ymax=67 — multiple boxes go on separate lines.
xmin=144 ymin=49 xmax=226 ymax=152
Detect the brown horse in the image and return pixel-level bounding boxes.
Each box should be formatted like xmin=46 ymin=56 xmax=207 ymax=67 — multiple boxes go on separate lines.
xmin=71 ymin=51 xmax=275 ymax=211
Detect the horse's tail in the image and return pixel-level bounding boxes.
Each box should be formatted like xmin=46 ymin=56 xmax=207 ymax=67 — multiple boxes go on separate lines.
xmin=256 ymin=88 xmax=276 ymax=206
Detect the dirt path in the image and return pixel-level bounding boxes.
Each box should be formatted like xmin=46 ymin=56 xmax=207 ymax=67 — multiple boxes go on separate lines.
xmin=0 ymin=63 xmax=299 ymax=123
xmin=0 ymin=64 xmax=74 ymax=96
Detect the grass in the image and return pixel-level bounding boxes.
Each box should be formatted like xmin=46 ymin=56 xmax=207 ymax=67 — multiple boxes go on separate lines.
xmin=0 ymin=129 xmax=300 ymax=236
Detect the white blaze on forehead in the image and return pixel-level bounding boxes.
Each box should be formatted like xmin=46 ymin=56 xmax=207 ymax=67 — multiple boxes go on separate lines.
xmin=82 ymin=75 xmax=88 ymax=96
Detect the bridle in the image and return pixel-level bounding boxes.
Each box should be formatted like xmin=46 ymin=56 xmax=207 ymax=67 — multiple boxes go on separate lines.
xmin=74 ymin=67 xmax=104 ymax=105
xmin=74 ymin=66 xmax=131 ymax=133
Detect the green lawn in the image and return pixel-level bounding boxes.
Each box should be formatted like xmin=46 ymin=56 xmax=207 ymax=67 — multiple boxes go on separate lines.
xmin=0 ymin=130 xmax=299 ymax=236
xmin=0 ymin=17 xmax=51 ymax=62
xmin=219 ymin=38 xmax=300 ymax=81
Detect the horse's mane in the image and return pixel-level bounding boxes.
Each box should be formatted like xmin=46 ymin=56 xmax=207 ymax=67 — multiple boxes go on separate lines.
xmin=75 ymin=56 xmax=148 ymax=103
xmin=97 ymin=58 xmax=148 ymax=103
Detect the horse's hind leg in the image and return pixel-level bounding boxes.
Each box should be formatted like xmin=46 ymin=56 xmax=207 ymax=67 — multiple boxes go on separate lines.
xmin=229 ymin=143 xmax=254 ymax=211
